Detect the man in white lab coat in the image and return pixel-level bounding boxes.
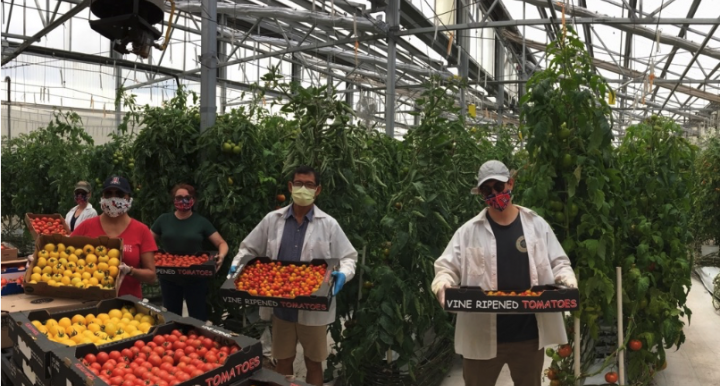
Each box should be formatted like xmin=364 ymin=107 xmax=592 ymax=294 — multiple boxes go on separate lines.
xmin=432 ymin=160 xmax=577 ymax=386
xmin=229 ymin=165 xmax=357 ymax=386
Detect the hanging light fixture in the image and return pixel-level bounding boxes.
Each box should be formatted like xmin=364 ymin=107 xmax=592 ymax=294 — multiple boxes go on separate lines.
xmin=89 ymin=0 xmax=173 ymax=58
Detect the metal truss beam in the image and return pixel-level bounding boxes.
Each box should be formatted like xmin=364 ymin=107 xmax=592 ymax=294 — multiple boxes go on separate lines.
xmin=502 ymin=31 xmax=720 ymax=105
xmin=621 ymin=0 xmax=637 ymax=70
xmin=660 ymin=21 xmax=720 ymax=111
xmin=577 ymin=0 xmax=594 ymax=58
xmin=8 ymin=43 xmax=284 ymax=98
xmin=1 ymin=0 xmax=90 ymax=66
xmin=518 ymin=0 xmax=720 ymax=61
xmin=648 ymin=0 xmax=702 ymax=106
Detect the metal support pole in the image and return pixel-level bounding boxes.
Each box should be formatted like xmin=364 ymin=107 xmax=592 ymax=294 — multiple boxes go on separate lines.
xmin=292 ymin=60 xmax=302 ymax=84
xmin=218 ymin=14 xmax=228 ymax=114
xmin=495 ymin=35 xmax=505 ymax=124
xmin=385 ymin=0 xmax=399 ymax=137
xmin=112 ymin=50 xmax=123 ymax=130
xmin=458 ymin=0 xmax=469 ymax=116
xmin=200 ymin=0 xmax=218 ymax=131
xmin=519 ymin=2 xmax=526 ymax=101
xmin=345 ymin=82 xmax=354 ymax=107
xmin=5 ymin=77 xmax=11 ymax=138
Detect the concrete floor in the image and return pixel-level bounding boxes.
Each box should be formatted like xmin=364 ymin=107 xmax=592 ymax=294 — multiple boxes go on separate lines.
xmin=439 ymin=277 xmax=720 ymax=386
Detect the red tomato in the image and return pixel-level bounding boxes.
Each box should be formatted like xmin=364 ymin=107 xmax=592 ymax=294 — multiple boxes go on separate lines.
xmin=109 ymin=350 xmax=122 ymax=361
xmin=84 ymin=353 xmax=97 ymax=364
xmin=172 ymin=341 xmax=186 ymax=351
xmin=153 ymin=335 xmax=166 ymax=346
xmin=171 ymin=329 xmax=182 ymax=337
xmin=91 ymin=362 xmax=102 ymax=371
xmin=202 ymin=338 xmax=215 ymax=349
xmin=97 ymin=352 xmax=109 ymax=364
xmin=190 ymin=369 xmax=203 ymax=378
xmin=122 ymin=348 xmax=134 ymax=359
xmin=202 ymin=363 xmax=214 ymax=372
xmin=134 ymin=340 xmax=145 ymax=349
xmin=148 ymin=355 xmax=163 ymax=367
xmin=162 ymin=356 xmax=174 ymax=365
xmin=153 ymin=346 xmax=165 ymax=356
xmin=141 ymin=361 xmax=153 ymax=370
xmin=147 ymin=342 xmax=157 ymax=349
xmin=204 ymin=354 xmax=217 ymax=364
xmin=111 ymin=368 xmax=125 ymax=377
xmin=184 ymin=346 xmax=195 ymax=355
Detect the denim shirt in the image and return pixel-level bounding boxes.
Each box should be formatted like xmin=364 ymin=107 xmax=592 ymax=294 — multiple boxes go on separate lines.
xmin=273 ymin=207 xmax=315 ymax=322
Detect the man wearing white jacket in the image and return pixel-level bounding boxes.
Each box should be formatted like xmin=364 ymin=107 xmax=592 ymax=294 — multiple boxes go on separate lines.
xmin=229 ymin=166 xmax=357 ymax=386
xmin=432 ymin=160 xmax=577 ymax=386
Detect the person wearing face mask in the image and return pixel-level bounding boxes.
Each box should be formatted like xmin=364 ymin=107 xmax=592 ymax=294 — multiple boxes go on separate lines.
xmin=228 ymin=165 xmax=357 ymax=386
xmin=151 ymin=184 xmax=229 ymax=321
xmin=432 ymin=160 xmax=577 ymax=386
xmin=71 ymin=175 xmax=158 ymax=298
xmin=64 ymin=181 xmax=98 ymax=232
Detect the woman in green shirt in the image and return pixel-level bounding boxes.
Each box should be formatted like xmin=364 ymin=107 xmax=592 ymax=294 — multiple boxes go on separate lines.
xmin=151 ymin=184 xmax=229 ymax=321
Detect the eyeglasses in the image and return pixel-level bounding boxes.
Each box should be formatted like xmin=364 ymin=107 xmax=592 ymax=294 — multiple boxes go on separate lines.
xmin=74 ymin=191 xmax=88 ymax=196
xmin=102 ymin=189 xmax=126 ymax=198
xmin=292 ymin=181 xmax=317 ymax=189
xmin=174 ymin=195 xmax=192 ymax=201
xmin=478 ymin=181 xmax=506 ymax=197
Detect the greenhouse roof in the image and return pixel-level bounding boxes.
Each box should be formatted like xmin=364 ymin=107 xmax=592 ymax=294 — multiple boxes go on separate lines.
xmin=1 ymin=0 xmax=719 ymax=137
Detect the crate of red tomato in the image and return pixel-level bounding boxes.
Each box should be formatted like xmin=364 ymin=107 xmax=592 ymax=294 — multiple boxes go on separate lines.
xmin=220 ymin=256 xmax=339 ymax=312
xmin=51 ymin=317 xmax=263 ymax=386
xmin=154 ymin=250 xmax=217 ymax=278
xmin=443 ymin=285 xmax=580 ymax=313
xmin=24 ymin=213 xmax=70 ymax=239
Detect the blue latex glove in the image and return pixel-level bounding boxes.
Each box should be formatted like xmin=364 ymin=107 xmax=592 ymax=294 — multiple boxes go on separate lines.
xmin=331 ymin=271 xmax=346 ymax=296
xmin=227 ymin=265 xmax=239 ymax=279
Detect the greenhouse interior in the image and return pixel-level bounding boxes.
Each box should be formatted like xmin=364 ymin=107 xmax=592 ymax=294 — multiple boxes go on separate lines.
xmin=1 ymin=0 xmax=719 ymax=385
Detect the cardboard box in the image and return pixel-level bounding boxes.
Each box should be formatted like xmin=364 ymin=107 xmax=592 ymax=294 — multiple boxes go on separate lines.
xmin=443 ymin=285 xmax=580 ymax=313
xmin=220 ymin=256 xmax=338 ymax=312
xmin=12 ymin=347 xmax=51 ymax=386
xmin=1 ymin=294 xmax=97 ymax=349
xmin=52 ymin=318 xmax=263 ymax=386
xmin=1 ymin=245 xmax=19 ymax=261
xmin=8 ymin=295 xmax=175 ymax=382
xmin=23 ymin=234 xmax=123 ymax=300
xmin=154 ymin=250 xmax=217 ymax=278
xmin=2 ymin=258 xmax=27 ymax=296
xmin=24 ymin=213 xmax=70 ymax=240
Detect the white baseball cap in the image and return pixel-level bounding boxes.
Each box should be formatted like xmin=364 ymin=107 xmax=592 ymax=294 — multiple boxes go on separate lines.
xmin=471 ymin=160 xmax=511 ymax=195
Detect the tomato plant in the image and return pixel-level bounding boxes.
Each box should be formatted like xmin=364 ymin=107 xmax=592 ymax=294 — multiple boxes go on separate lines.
xmin=518 ymin=27 xmax=618 ymax=385
xmin=692 ymin=136 xmax=720 ymax=246
xmin=1 ymin=111 xmax=94 ymax=244
xmin=615 ymin=115 xmax=695 ymax=382
xmin=131 ymin=86 xmax=201 ymax=225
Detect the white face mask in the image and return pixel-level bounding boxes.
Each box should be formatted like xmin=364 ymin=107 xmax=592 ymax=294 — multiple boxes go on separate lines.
xmin=100 ymin=197 xmax=133 ymax=217
xmin=291 ymin=186 xmax=317 ymax=207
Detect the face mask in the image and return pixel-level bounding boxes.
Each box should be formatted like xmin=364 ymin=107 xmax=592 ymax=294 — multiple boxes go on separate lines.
xmin=484 ymin=190 xmax=512 ymax=212
xmin=75 ymin=193 xmax=88 ymax=204
xmin=292 ymin=187 xmax=317 ymax=207
xmin=174 ymin=198 xmax=194 ymax=211
xmin=100 ymin=197 xmax=133 ymax=217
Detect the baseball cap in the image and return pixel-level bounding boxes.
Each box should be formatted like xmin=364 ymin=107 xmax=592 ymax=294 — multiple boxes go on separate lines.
xmin=74 ymin=181 xmax=92 ymax=193
xmin=102 ymin=175 xmax=133 ymax=195
xmin=471 ymin=160 xmax=511 ymax=195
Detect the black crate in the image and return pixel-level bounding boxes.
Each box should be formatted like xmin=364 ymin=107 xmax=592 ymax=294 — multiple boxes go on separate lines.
xmin=220 ymin=256 xmax=338 ymax=312
xmin=154 ymin=250 xmax=218 ymax=278
xmin=443 ymin=285 xmax=580 ymax=313
xmin=238 ymin=368 xmax=313 ymax=386
xmin=8 ymin=295 xmax=175 ymax=381
xmin=51 ymin=318 xmax=263 ymax=386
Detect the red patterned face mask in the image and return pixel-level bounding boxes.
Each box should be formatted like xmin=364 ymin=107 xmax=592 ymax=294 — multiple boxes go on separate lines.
xmin=174 ymin=198 xmax=194 ymax=211
xmin=484 ymin=190 xmax=512 ymax=211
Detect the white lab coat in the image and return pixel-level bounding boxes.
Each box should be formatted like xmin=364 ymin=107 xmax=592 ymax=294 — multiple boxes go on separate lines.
xmin=231 ymin=205 xmax=357 ymax=326
xmin=432 ymin=205 xmax=576 ymax=360
xmin=64 ymin=204 xmax=98 ymax=232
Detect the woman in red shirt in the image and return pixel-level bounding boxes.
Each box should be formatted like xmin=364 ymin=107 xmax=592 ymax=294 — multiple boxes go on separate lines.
xmin=72 ymin=176 xmax=157 ymax=298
